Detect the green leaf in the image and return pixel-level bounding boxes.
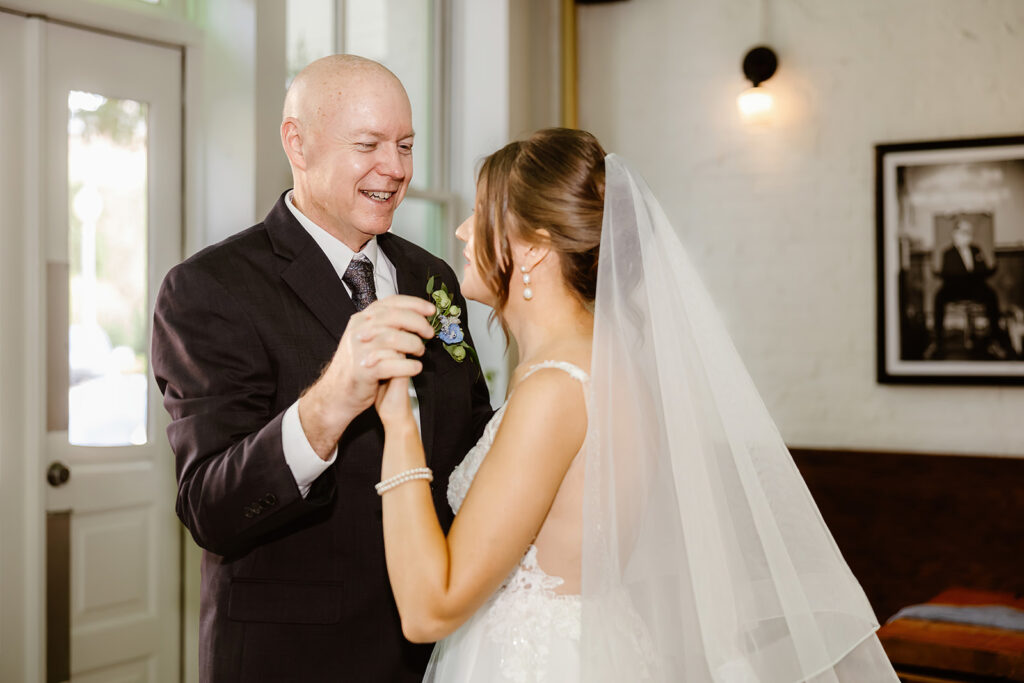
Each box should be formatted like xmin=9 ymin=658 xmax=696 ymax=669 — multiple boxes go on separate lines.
xmin=426 ymin=275 xmax=435 ymax=294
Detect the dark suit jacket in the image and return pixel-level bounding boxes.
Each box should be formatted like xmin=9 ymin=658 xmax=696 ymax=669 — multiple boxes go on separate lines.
xmin=938 ymin=244 xmax=996 ymax=297
xmin=152 ymin=194 xmax=493 ymax=682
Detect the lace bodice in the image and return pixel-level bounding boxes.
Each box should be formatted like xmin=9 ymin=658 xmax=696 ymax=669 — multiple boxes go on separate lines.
xmin=445 ymin=361 xmax=589 ymax=683
xmin=446 ymin=401 xmax=507 ymax=515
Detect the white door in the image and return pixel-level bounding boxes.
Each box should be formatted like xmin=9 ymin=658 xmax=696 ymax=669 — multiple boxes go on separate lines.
xmin=0 ymin=14 xmax=182 ymax=682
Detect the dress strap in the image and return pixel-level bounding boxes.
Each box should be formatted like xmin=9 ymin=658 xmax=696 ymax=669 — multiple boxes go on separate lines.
xmin=521 ymin=360 xmax=590 ymax=384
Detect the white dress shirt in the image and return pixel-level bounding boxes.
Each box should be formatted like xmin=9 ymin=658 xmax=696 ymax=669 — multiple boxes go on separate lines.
xmin=281 ymin=191 xmax=420 ymax=497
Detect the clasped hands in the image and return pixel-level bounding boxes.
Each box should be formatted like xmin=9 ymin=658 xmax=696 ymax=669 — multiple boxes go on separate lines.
xmin=298 ymin=295 xmax=437 ymax=458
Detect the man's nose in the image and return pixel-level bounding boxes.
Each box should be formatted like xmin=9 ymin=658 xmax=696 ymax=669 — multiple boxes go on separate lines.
xmin=376 ymin=144 xmax=407 ymax=180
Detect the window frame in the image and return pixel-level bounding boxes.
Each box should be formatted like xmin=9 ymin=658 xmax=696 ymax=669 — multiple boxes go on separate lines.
xmin=335 ymin=0 xmax=460 ymax=262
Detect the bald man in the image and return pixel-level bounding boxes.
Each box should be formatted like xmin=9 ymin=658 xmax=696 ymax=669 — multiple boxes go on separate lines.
xmin=152 ymin=55 xmax=492 ymax=682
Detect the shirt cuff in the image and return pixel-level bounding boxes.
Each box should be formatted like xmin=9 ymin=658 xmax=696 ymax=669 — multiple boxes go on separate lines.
xmin=281 ymin=400 xmax=337 ymax=498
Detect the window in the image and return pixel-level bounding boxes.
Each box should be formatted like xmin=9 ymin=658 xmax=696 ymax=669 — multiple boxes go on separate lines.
xmin=285 ymin=0 xmax=454 ymax=260
xmin=67 ymin=91 xmax=150 ymax=446
xmin=286 ymin=0 xmax=336 ymax=85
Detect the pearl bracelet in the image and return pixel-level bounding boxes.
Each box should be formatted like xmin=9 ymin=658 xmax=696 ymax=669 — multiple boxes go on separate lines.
xmin=375 ymin=467 xmax=433 ymax=496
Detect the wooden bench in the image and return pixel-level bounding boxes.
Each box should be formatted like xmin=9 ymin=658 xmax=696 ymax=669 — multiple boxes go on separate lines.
xmin=878 ymin=588 xmax=1024 ymax=682
xmin=790 ymin=448 xmax=1024 ymax=680
xmin=791 ymin=448 xmax=1024 ymax=621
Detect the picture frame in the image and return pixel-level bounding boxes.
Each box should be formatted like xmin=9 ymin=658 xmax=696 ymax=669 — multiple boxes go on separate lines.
xmin=876 ymin=135 xmax=1024 ymax=384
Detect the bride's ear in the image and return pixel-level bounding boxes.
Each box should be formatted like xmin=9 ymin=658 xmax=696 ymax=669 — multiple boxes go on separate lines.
xmin=519 ymin=229 xmax=552 ymax=273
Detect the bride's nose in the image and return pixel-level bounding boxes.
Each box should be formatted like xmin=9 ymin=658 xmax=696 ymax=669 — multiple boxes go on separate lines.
xmin=455 ymin=215 xmax=473 ymax=243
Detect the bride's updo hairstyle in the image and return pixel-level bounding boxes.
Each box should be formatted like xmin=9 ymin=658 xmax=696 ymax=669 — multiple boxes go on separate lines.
xmin=473 ymin=128 xmax=606 ymax=321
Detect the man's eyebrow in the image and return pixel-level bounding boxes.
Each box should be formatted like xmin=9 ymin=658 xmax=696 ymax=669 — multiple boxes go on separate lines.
xmin=351 ymin=129 xmax=416 ymax=140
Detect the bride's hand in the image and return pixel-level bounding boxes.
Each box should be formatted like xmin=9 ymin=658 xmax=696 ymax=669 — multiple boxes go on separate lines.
xmin=375 ymin=376 xmax=413 ymax=429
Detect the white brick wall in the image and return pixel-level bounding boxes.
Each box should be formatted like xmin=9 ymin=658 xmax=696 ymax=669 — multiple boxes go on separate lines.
xmin=579 ymin=0 xmax=1024 ymax=456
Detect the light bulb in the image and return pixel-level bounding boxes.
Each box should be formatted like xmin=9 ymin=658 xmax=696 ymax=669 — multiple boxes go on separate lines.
xmin=737 ymin=85 xmax=773 ymax=122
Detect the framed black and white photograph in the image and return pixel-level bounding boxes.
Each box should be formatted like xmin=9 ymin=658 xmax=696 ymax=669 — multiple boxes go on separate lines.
xmin=876 ymin=135 xmax=1024 ymax=384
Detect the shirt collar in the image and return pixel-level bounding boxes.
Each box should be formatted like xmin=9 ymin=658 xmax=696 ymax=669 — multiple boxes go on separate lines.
xmin=285 ymin=190 xmax=380 ymax=277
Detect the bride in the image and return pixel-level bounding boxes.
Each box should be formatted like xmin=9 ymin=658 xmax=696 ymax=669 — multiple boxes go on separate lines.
xmin=373 ymin=128 xmax=899 ymax=682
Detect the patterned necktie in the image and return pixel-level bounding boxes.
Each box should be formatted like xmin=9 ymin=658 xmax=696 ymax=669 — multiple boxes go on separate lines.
xmin=342 ymin=255 xmax=378 ymax=311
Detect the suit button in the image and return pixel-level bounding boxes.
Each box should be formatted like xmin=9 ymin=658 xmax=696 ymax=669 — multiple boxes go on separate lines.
xmin=243 ymin=508 xmax=256 ymax=519
xmin=261 ymin=493 xmax=277 ymax=506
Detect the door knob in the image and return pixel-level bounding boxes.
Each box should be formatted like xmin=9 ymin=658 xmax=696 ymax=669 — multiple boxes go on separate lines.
xmin=47 ymin=461 xmax=71 ymax=487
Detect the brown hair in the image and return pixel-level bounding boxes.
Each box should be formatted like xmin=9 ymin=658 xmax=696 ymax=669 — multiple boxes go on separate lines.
xmin=473 ymin=128 xmax=606 ymax=329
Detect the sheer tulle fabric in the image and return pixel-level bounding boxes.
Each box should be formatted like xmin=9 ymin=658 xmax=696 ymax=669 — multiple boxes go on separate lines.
xmin=579 ymin=155 xmax=899 ymax=682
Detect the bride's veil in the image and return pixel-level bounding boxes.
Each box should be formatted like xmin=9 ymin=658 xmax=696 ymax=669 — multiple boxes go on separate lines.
xmin=580 ymin=154 xmax=899 ymax=682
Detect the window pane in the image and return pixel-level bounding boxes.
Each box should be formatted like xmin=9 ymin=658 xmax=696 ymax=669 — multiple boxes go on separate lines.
xmin=345 ymin=0 xmax=435 ymax=190
xmin=390 ymin=197 xmax=446 ymax=258
xmin=287 ymin=0 xmax=337 ymax=85
xmin=67 ymin=91 xmax=149 ymax=447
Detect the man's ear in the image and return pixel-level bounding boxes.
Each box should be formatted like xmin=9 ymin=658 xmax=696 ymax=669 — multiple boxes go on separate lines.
xmin=281 ymin=118 xmax=306 ymax=171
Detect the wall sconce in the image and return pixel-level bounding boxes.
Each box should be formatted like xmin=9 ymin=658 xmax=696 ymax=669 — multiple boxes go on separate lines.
xmin=738 ymin=46 xmax=778 ymax=122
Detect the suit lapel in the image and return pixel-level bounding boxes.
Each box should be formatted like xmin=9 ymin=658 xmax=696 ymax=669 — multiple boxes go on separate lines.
xmin=265 ymin=194 xmax=357 ymax=341
xmin=378 ymin=233 xmax=439 ymax=464
xmin=379 ymin=232 xmax=429 ymax=299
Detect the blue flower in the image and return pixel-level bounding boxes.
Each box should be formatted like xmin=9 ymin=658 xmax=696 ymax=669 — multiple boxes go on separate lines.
xmin=439 ymin=322 xmax=464 ymax=344
xmin=426 ymin=274 xmax=475 ymax=366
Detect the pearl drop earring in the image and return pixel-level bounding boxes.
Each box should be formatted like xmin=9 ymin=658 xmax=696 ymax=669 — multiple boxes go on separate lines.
xmin=521 ymin=266 xmax=533 ymax=300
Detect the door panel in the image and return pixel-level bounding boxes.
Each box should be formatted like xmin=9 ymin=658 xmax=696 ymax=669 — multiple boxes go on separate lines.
xmin=72 ymin=659 xmax=155 ymax=683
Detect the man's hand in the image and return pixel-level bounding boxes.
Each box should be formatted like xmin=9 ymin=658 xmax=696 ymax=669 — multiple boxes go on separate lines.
xmin=298 ymin=295 xmax=436 ymax=459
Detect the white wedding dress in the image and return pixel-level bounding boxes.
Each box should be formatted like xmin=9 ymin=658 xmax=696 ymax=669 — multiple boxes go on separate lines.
xmin=423 ymin=361 xmax=590 ymax=683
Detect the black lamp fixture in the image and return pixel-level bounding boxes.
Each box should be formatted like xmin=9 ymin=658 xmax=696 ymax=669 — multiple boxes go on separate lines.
xmin=738 ymin=46 xmax=779 ymax=121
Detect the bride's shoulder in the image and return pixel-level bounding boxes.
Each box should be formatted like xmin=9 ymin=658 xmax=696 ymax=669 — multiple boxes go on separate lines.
xmin=504 ymin=361 xmax=589 ymax=410
xmin=499 ymin=364 xmax=588 ymax=452
xmin=510 ymin=348 xmax=592 ymax=386
xmin=526 ymin=360 xmax=590 ymax=382
xmin=513 ymin=360 xmax=590 ymax=390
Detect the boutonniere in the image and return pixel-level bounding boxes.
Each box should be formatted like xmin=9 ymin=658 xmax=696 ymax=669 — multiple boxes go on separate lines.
xmin=426 ymin=275 xmax=478 ymax=365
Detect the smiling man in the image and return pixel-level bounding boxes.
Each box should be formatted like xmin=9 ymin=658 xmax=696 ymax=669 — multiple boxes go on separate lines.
xmin=152 ymin=55 xmax=492 ymax=682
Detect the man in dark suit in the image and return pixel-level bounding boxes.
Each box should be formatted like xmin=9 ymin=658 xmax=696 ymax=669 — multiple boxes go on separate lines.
xmin=152 ymin=55 xmax=492 ymax=682
xmin=933 ymin=218 xmax=1003 ymax=352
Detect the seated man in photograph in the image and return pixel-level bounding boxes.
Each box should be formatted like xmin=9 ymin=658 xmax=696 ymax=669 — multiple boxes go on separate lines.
xmin=932 ymin=218 xmax=1004 ymax=355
